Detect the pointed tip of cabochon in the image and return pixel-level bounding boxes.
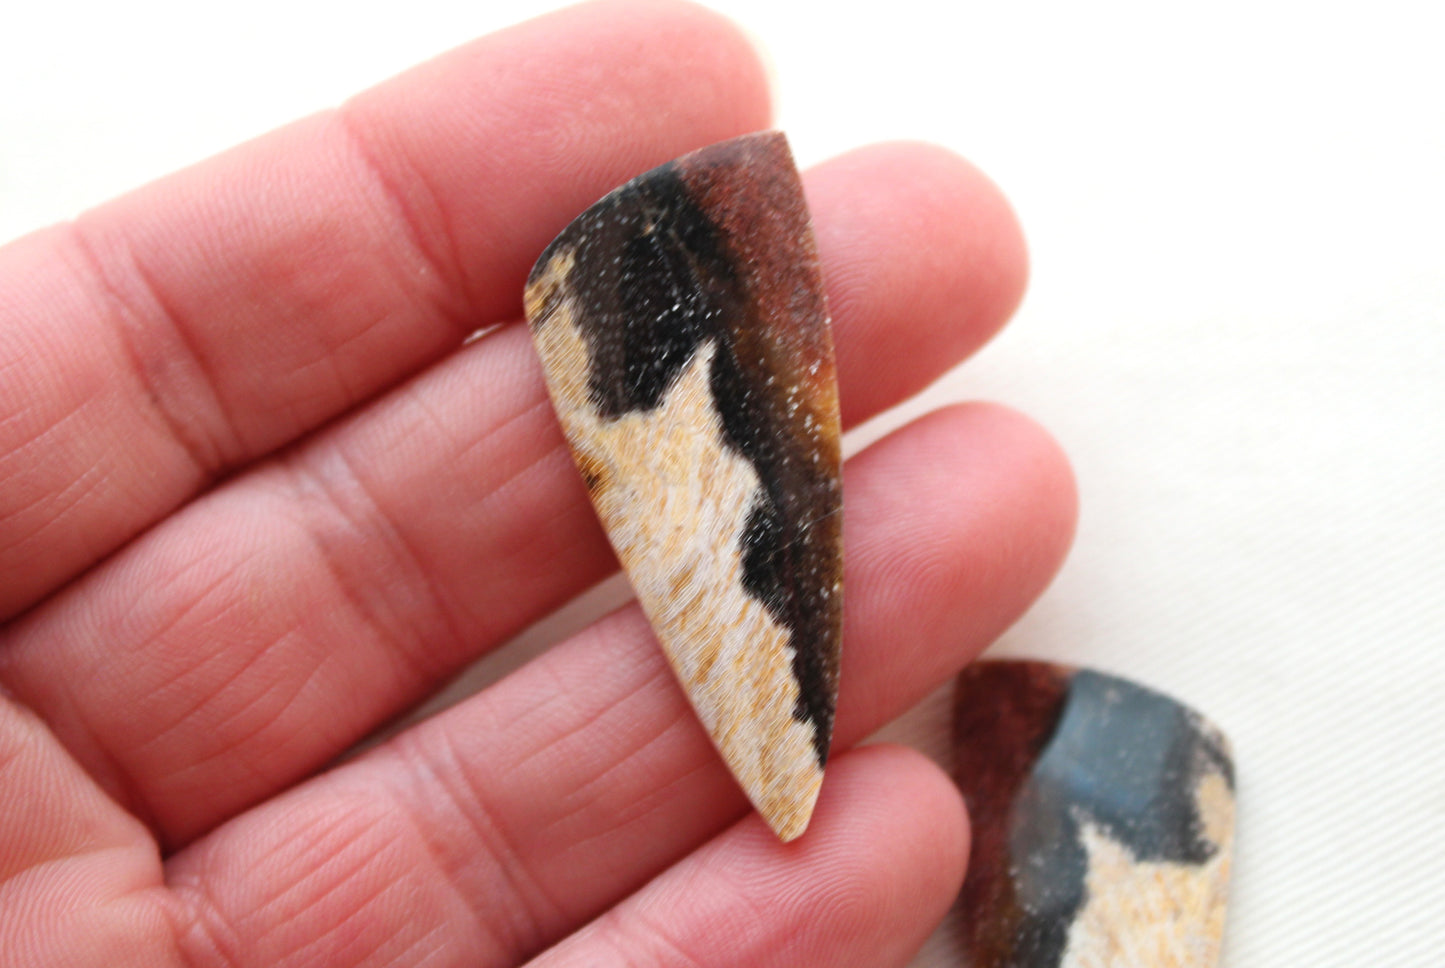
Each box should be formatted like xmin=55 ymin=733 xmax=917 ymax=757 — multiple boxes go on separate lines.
xmin=760 ymin=767 xmax=824 ymax=843
xmin=953 ymin=661 xmax=1235 ymax=967
xmin=524 ymin=131 xmax=842 ymax=843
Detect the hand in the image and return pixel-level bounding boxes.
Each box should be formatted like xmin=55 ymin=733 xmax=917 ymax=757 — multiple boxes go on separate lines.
xmin=0 ymin=3 xmax=1075 ymax=965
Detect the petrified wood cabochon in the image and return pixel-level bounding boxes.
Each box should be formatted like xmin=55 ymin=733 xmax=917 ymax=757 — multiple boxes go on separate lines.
xmin=524 ymin=133 xmax=842 ymax=842
xmin=954 ymin=662 xmax=1236 ymax=968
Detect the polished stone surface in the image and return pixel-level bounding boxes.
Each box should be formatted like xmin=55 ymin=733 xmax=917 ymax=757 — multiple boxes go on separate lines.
xmin=954 ymin=662 xmax=1235 ymax=967
xmin=525 ymin=132 xmax=841 ymax=841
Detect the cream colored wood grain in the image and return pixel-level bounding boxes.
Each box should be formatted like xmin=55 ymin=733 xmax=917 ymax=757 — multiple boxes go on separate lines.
xmin=528 ymin=254 xmax=824 ymax=841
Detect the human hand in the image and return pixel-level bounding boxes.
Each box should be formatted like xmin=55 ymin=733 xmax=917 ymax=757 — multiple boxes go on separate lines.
xmin=0 ymin=2 xmax=1076 ymax=965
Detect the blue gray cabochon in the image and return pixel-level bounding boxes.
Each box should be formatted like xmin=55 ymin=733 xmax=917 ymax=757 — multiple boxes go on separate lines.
xmin=953 ymin=661 xmax=1235 ymax=967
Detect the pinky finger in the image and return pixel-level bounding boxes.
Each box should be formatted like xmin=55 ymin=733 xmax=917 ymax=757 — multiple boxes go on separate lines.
xmin=533 ymin=744 xmax=967 ymax=968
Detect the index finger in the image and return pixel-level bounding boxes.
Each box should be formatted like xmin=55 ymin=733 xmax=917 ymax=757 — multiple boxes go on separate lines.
xmin=0 ymin=0 xmax=769 ymax=619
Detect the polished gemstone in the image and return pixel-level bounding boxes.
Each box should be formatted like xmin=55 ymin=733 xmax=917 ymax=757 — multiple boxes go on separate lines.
xmin=954 ymin=662 xmax=1235 ymax=967
xmin=525 ymin=132 xmax=842 ymax=842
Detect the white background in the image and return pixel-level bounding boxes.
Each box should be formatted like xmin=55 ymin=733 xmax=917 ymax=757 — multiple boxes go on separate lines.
xmin=4 ymin=1 xmax=1443 ymax=964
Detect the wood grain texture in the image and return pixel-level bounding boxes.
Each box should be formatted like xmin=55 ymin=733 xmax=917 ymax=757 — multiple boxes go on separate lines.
xmin=524 ymin=132 xmax=841 ymax=841
xmin=953 ymin=662 xmax=1235 ymax=967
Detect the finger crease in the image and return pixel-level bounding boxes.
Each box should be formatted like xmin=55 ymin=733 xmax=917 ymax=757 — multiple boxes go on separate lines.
xmin=331 ymin=108 xmax=477 ymax=336
xmin=403 ymin=724 xmax=567 ymax=963
xmin=63 ymin=221 xmax=237 ymax=478
xmin=279 ymin=453 xmax=462 ymax=688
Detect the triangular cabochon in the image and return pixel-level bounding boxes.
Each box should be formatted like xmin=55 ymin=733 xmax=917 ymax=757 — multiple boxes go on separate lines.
xmin=953 ymin=662 xmax=1236 ymax=967
xmin=524 ymin=132 xmax=842 ymax=841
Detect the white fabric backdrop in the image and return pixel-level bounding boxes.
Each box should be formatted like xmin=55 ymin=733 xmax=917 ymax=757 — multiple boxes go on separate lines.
xmin=4 ymin=1 xmax=1443 ymax=963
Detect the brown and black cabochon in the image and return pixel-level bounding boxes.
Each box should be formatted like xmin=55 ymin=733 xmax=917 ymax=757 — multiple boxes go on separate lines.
xmin=524 ymin=132 xmax=841 ymax=841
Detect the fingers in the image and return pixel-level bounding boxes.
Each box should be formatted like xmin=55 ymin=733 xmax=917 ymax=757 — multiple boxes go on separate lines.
xmin=535 ymin=746 xmax=967 ymax=968
xmin=162 ymin=404 xmax=1075 ymax=968
xmin=0 ymin=143 xmax=1033 ymax=847
xmin=0 ymin=0 xmax=770 ymax=619
xmin=0 ymin=698 xmax=168 ymax=965
xmin=166 ymin=748 xmax=965 ymax=968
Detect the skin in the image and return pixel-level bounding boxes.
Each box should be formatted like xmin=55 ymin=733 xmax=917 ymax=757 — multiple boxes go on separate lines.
xmin=0 ymin=2 xmax=1078 ymax=966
